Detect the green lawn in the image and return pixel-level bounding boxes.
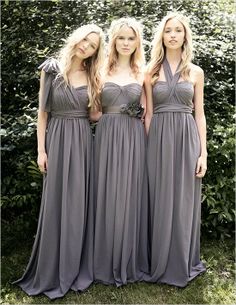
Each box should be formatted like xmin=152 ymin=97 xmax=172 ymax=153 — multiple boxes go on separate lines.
xmin=1 ymin=227 xmax=235 ymax=304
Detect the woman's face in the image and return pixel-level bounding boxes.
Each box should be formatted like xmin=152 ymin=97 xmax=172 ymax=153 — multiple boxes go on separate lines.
xmin=163 ymin=18 xmax=185 ymax=50
xmin=75 ymin=32 xmax=100 ymax=59
xmin=115 ymin=25 xmax=138 ymax=56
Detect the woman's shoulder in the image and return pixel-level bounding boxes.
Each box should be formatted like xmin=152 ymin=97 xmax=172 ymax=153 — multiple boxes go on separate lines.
xmin=189 ymin=63 xmax=204 ymax=76
xmin=189 ymin=63 xmax=204 ymax=85
xmin=136 ymin=71 xmax=145 ymax=85
xmin=38 ymin=57 xmax=61 ymax=74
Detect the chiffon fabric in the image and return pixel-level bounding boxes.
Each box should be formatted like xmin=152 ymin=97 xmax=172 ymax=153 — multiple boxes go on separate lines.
xmin=145 ymin=58 xmax=206 ymax=287
xmin=14 ymin=58 xmax=94 ymax=299
xmin=93 ymin=82 xmax=149 ymax=286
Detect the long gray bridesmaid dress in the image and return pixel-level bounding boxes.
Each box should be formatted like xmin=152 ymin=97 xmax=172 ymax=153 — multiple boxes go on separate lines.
xmin=14 ymin=58 xmax=94 ymax=299
xmin=146 ymin=58 xmax=206 ymax=287
xmin=93 ymin=82 xmax=149 ymax=286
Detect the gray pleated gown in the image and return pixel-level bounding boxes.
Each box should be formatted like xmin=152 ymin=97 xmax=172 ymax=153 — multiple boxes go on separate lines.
xmin=145 ymin=58 xmax=206 ymax=287
xmin=93 ymin=82 xmax=149 ymax=286
xmin=14 ymin=58 xmax=94 ymax=299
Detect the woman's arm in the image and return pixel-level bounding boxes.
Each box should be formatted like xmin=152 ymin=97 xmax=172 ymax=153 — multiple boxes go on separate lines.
xmin=193 ymin=66 xmax=207 ymax=178
xmin=37 ymin=71 xmax=48 ymax=173
xmin=89 ymin=110 xmax=102 ymax=122
xmin=144 ymin=72 xmax=153 ymax=134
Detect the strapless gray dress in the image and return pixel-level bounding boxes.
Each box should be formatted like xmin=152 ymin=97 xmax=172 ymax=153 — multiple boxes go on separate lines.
xmin=14 ymin=58 xmax=94 ymax=299
xmin=145 ymin=58 xmax=206 ymax=287
xmin=93 ymin=82 xmax=149 ymax=286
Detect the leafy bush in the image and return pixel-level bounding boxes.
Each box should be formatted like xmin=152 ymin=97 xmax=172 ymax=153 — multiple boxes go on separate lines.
xmin=1 ymin=0 xmax=235 ymax=238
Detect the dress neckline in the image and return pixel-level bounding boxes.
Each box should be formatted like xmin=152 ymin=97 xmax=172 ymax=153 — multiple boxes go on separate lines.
xmin=104 ymin=81 xmax=142 ymax=88
xmin=71 ymin=84 xmax=88 ymax=90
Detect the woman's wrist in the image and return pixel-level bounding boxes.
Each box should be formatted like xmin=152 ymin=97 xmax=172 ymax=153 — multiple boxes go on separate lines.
xmin=200 ymin=152 xmax=208 ymax=158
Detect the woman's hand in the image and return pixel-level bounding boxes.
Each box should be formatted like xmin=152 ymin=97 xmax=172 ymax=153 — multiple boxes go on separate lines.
xmin=196 ymin=155 xmax=207 ymax=178
xmin=37 ymin=152 xmax=48 ymax=173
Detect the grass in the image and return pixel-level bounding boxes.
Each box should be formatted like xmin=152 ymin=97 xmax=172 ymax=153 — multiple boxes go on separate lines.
xmin=1 ymin=225 xmax=235 ymax=305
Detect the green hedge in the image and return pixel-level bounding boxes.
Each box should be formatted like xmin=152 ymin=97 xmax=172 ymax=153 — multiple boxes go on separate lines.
xmin=2 ymin=0 xmax=235 ymax=239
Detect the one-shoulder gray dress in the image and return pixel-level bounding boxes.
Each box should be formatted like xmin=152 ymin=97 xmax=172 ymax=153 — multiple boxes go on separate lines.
xmin=14 ymin=58 xmax=94 ymax=299
xmin=93 ymin=82 xmax=149 ymax=286
xmin=145 ymin=58 xmax=206 ymax=287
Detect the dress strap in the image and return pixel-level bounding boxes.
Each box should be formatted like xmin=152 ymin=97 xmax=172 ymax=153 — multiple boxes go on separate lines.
xmin=162 ymin=57 xmax=182 ymax=100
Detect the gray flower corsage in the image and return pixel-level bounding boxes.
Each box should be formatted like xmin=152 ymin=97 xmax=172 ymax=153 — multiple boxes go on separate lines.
xmin=120 ymin=101 xmax=144 ymax=119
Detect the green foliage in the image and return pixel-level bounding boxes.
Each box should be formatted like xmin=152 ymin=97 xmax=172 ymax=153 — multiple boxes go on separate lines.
xmin=202 ymin=125 xmax=235 ymax=239
xmin=2 ymin=0 xmax=235 ymax=238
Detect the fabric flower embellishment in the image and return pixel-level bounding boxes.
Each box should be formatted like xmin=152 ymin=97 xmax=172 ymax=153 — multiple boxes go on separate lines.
xmin=120 ymin=101 xmax=144 ymax=118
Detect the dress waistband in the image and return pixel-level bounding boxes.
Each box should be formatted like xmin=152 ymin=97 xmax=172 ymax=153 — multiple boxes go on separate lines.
xmin=153 ymin=104 xmax=192 ymax=114
xmin=102 ymin=106 xmax=123 ymax=114
xmin=51 ymin=110 xmax=88 ymax=118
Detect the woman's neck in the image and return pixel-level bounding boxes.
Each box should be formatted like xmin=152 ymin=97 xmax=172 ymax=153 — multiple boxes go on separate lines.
xmin=117 ymin=55 xmax=131 ymax=69
xmin=70 ymin=57 xmax=85 ymax=72
xmin=165 ymin=49 xmax=182 ymax=64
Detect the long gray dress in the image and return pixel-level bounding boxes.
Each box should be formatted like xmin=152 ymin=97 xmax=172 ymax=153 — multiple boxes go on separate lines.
xmin=145 ymin=58 xmax=206 ymax=287
xmin=14 ymin=58 xmax=94 ymax=299
xmin=93 ymin=82 xmax=149 ymax=286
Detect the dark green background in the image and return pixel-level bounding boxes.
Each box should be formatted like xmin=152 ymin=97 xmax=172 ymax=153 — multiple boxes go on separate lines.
xmin=1 ymin=0 xmax=235 ymax=240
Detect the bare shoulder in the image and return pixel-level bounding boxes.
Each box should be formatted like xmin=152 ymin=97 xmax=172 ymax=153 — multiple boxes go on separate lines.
xmin=190 ymin=63 xmax=204 ymax=76
xmin=136 ymin=70 xmax=145 ymax=85
xmin=189 ymin=63 xmax=204 ymax=84
xmin=143 ymin=71 xmax=152 ymax=83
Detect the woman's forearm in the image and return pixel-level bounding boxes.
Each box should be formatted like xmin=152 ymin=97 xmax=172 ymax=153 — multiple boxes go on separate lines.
xmin=37 ymin=110 xmax=48 ymax=153
xmin=195 ymin=114 xmax=207 ymax=157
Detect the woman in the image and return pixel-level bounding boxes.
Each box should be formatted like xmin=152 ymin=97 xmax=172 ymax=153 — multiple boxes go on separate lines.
xmin=93 ymin=17 xmax=149 ymax=286
xmin=14 ymin=24 xmax=105 ymax=299
xmin=144 ymin=12 xmax=207 ymax=287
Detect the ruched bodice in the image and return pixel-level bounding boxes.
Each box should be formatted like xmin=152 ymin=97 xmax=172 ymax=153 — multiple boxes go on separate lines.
xmin=50 ymin=83 xmax=88 ymax=116
xmin=38 ymin=58 xmax=89 ymax=118
xmin=152 ymin=58 xmax=194 ymax=114
xmin=101 ymin=82 xmax=142 ymax=112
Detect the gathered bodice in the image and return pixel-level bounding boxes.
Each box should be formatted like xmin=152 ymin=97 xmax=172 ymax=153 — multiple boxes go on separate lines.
xmin=39 ymin=58 xmax=89 ymax=118
xmin=101 ymin=82 xmax=142 ymax=109
xmin=153 ymin=58 xmax=194 ymax=114
xmin=50 ymin=80 xmax=89 ymax=116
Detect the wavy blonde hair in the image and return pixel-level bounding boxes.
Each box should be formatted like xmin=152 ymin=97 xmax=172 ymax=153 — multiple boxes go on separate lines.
xmin=148 ymin=12 xmax=193 ymax=84
xmin=106 ymin=17 xmax=145 ymax=77
xmin=56 ymin=24 xmax=105 ymax=110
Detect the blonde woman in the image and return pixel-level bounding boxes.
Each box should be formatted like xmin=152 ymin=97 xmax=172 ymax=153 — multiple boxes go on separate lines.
xmin=144 ymin=12 xmax=207 ymax=286
xmin=14 ymin=24 xmax=105 ymax=299
xmin=93 ymin=17 xmax=149 ymax=286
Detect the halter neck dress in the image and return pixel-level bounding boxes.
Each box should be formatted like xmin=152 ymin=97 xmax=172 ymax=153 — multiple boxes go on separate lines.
xmin=14 ymin=58 xmax=94 ymax=299
xmin=145 ymin=58 xmax=206 ymax=287
xmin=93 ymin=82 xmax=149 ymax=286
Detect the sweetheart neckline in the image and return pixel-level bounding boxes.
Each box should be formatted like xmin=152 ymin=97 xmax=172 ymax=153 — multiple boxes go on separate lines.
xmin=155 ymin=81 xmax=192 ymax=85
xmin=104 ymin=82 xmax=142 ymax=88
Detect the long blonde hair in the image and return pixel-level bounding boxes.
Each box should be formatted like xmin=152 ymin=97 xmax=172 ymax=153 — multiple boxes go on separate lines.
xmin=106 ymin=17 xmax=145 ymax=77
xmin=57 ymin=24 xmax=105 ymax=110
xmin=148 ymin=12 xmax=193 ymax=84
